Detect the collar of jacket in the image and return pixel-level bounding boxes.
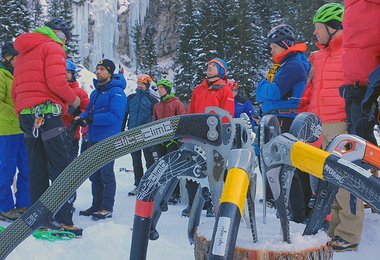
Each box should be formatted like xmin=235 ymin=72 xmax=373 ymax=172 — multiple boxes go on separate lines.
xmin=206 ymin=78 xmax=227 ymax=90
xmin=272 ymin=42 xmax=307 ymax=64
xmin=315 ymin=34 xmax=343 ymax=51
xmin=33 ymin=26 xmax=66 ymax=51
xmin=0 ymin=61 xmax=14 ymax=75
xmin=161 ymin=93 xmax=175 ymax=102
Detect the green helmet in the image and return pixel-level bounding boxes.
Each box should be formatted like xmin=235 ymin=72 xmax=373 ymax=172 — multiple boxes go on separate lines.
xmin=157 ymin=79 xmax=173 ymax=94
xmin=313 ymin=3 xmax=344 ymax=24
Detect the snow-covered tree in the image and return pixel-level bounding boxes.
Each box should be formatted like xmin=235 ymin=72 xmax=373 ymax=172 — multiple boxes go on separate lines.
xmin=30 ymin=0 xmax=44 ymax=30
xmin=132 ymin=23 xmax=143 ymax=74
xmin=140 ymin=27 xmax=158 ymax=78
xmin=0 ymin=0 xmax=31 ymax=43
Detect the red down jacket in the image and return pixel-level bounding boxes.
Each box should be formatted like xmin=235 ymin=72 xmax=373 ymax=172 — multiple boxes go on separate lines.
xmin=152 ymin=95 xmax=186 ymax=121
xmin=342 ymin=0 xmax=380 ymax=85
xmin=12 ymin=32 xmax=76 ymax=114
xmin=299 ymin=35 xmax=346 ymax=123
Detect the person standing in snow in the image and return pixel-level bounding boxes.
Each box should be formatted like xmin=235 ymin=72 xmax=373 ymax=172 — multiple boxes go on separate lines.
xmin=152 ymin=79 xmax=186 ymax=206
xmin=78 ymin=59 xmax=127 ymax=220
xmin=0 ymin=41 xmax=30 ymax=222
xmin=256 ymin=24 xmax=311 ymax=224
xmin=12 ymin=18 xmax=82 ymax=235
xmin=122 ymin=74 xmax=158 ymax=196
xmin=298 ymin=2 xmax=346 ymax=237
xmin=326 ymin=0 xmax=380 ymax=252
xmin=183 ymin=58 xmax=235 ymax=218
xmin=63 ymin=60 xmax=89 ymax=160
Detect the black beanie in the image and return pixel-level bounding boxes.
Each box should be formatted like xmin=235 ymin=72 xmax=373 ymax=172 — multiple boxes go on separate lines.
xmin=325 ymin=20 xmax=343 ymax=30
xmin=97 ymin=59 xmax=115 ymax=75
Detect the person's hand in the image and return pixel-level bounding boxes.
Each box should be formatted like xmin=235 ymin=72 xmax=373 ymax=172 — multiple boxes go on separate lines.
xmin=71 ymin=96 xmax=81 ymax=109
xmin=77 ymin=117 xmax=92 ymax=127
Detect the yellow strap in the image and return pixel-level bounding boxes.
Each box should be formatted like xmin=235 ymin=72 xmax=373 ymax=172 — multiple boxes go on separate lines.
xmin=220 ymin=168 xmax=249 ymax=216
xmin=290 ymin=141 xmax=330 ymax=180
xmin=266 ymin=63 xmax=281 ymax=83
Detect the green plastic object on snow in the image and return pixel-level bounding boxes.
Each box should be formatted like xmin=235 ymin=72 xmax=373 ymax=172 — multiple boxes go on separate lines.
xmin=32 ymin=230 xmax=76 ymax=242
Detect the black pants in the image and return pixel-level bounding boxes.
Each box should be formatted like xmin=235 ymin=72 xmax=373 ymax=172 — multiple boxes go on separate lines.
xmin=131 ymin=148 xmax=155 ymax=187
xmin=156 ymin=142 xmax=181 ymax=197
xmin=340 ymin=85 xmax=377 ymax=143
xmin=264 ymin=116 xmax=311 ymax=222
xmin=20 ymin=114 xmax=75 ymax=226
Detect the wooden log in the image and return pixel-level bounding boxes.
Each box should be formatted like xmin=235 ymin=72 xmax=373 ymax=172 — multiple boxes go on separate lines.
xmin=194 ymin=232 xmax=333 ymax=260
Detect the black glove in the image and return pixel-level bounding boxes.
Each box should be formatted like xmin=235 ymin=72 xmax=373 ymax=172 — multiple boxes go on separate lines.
xmin=77 ymin=117 xmax=93 ymax=127
xmin=68 ymin=106 xmax=81 ymax=117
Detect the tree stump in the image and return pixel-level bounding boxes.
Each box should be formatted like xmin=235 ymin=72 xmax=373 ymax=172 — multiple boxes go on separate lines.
xmin=193 ymin=217 xmax=333 ymax=260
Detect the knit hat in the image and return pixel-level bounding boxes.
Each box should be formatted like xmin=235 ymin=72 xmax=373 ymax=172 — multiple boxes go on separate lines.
xmin=208 ymin=58 xmax=229 ymax=78
xmin=157 ymin=79 xmax=173 ymax=94
xmin=96 ymin=59 xmax=115 ymax=75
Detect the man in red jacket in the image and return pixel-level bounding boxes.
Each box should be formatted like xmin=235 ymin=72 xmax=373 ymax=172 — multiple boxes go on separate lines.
xmin=12 ymin=18 xmax=82 ymax=236
xmin=63 ymin=60 xmax=89 ymax=160
xmin=182 ymin=58 xmax=234 ymax=217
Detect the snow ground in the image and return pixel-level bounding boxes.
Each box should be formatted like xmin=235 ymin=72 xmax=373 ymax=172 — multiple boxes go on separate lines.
xmin=2 ymin=154 xmax=379 ymax=260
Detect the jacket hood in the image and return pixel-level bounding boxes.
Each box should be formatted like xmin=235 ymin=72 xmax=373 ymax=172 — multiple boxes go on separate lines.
xmin=93 ymin=73 xmax=127 ymax=91
xmin=14 ymin=32 xmax=59 ymax=54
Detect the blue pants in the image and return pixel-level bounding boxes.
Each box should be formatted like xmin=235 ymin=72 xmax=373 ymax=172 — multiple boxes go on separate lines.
xmin=0 ymin=134 xmax=30 ymax=212
xmin=88 ymin=142 xmax=116 ymax=212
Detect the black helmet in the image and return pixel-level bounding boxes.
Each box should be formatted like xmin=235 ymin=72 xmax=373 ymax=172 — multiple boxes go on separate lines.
xmin=1 ymin=41 xmax=18 ymax=58
xmin=267 ymin=24 xmax=296 ymax=44
xmin=45 ymin=18 xmax=70 ymax=39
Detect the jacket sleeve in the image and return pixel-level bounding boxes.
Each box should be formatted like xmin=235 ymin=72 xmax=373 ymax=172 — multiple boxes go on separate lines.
xmin=298 ymin=81 xmax=312 ymax=113
xmin=256 ymin=60 xmax=306 ymax=101
xmin=0 ymin=74 xmax=17 ymax=121
xmin=187 ymin=87 xmax=197 ymax=114
xmin=176 ymin=100 xmax=187 ymax=115
xmin=92 ymin=89 xmax=127 ymax=126
xmin=78 ymin=88 xmax=90 ymax=112
xmin=44 ymin=43 xmax=76 ymax=104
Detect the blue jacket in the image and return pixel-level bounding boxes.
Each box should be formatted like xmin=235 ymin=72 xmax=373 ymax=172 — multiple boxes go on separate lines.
xmin=256 ymin=52 xmax=310 ymax=118
xmin=234 ymin=95 xmax=257 ymax=128
xmin=123 ymin=88 xmax=158 ymax=129
xmin=81 ymin=74 xmax=127 ymax=142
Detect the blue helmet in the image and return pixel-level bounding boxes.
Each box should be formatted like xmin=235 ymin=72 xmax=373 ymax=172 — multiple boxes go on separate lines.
xmin=66 ymin=60 xmax=76 ymax=72
xmin=208 ymin=58 xmax=229 ymax=78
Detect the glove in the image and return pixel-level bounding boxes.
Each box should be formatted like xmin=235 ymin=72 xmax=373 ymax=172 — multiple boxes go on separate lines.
xmin=77 ymin=117 xmax=93 ymax=127
xmin=68 ymin=106 xmax=81 ymax=117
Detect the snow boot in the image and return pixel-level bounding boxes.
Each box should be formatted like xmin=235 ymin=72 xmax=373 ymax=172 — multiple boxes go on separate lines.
xmin=0 ymin=209 xmax=21 ymax=222
xmin=79 ymin=207 xmax=98 ymax=216
xmin=182 ymin=205 xmax=192 ymax=217
xmin=329 ymin=236 xmax=358 ymax=252
xmin=168 ymin=195 xmax=181 ymax=206
xmin=60 ymin=225 xmax=83 ymax=237
xmin=92 ymin=210 xmax=112 ymax=220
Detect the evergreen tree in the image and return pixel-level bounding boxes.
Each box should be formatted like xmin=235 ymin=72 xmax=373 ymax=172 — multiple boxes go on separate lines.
xmin=132 ymin=23 xmax=143 ymax=74
xmin=30 ymin=0 xmax=44 ymax=30
xmin=140 ymin=27 xmax=158 ymax=78
xmin=61 ymin=0 xmax=81 ymax=62
xmin=47 ymin=0 xmax=63 ymax=20
xmin=174 ymin=0 xmax=203 ymax=102
xmin=0 ymin=0 xmax=31 ymax=43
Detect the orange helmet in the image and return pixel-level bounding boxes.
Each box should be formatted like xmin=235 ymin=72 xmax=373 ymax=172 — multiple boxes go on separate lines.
xmin=230 ymin=80 xmax=239 ymax=92
xmin=138 ymin=74 xmax=153 ymax=85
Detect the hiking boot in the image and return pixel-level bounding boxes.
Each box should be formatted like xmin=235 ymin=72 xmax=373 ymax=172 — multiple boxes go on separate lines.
xmin=17 ymin=207 xmax=28 ymax=214
xmin=168 ymin=195 xmax=181 ymax=206
xmin=0 ymin=209 xmax=21 ymax=222
xmin=329 ymin=236 xmax=358 ymax=252
xmin=92 ymin=210 xmax=112 ymax=220
xmin=60 ymin=225 xmax=83 ymax=237
xmin=128 ymin=187 xmax=138 ymax=196
xmin=206 ymin=206 xmax=215 ymax=217
xmin=182 ymin=205 xmax=192 ymax=217
xmin=79 ymin=207 xmax=98 ymax=216
xmin=160 ymin=201 xmax=168 ymax=212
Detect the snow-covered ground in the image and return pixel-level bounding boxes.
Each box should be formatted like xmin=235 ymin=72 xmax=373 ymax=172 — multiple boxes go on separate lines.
xmin=2 ymin=155 xmax=380 ymax=259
